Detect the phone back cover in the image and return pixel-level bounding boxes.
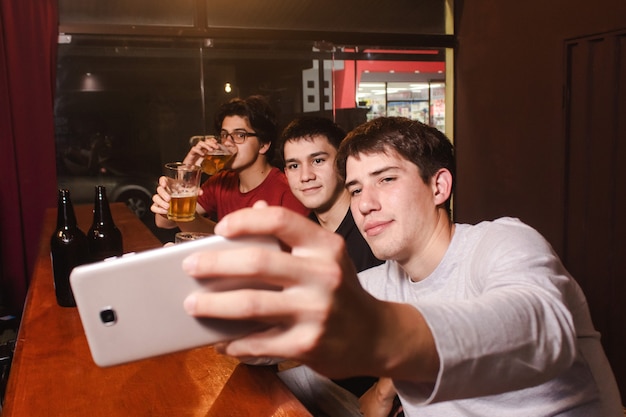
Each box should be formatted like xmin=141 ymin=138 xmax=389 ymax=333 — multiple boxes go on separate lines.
xmin=70 ymin=235 xmax=278 ymax=367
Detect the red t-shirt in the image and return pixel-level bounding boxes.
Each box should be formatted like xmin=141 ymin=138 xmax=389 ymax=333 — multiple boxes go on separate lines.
xmin=196 ymin=167 xmax=309 ymax=220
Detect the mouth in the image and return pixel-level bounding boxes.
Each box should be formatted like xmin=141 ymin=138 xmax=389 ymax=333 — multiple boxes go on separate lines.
xmin=300 ymin=185 xmax=321 ymax=194
xmin=363 ymin=220 xmax=392 ymax=237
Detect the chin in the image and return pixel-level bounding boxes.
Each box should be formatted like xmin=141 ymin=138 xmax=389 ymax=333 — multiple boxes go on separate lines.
xmin=312 ymin=201 xmax=336 ymax=213
xmin=368 ymin=240 xmax=393 ymax=260
xmin=299 ymin=196 xmax=321 ymax=208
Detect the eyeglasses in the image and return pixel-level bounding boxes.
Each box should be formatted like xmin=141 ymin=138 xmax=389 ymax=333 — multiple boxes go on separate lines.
xmin=219 ymin=129 xmax=258 ymax=144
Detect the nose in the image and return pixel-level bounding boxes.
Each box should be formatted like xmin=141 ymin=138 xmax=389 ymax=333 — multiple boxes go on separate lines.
xmin=221 ymin=134 xmax=236 ymax=145
xmin=300 ymin=164 xmax=316 ymax=182
xmin=356 ymin=186 xmax=380 ymax=215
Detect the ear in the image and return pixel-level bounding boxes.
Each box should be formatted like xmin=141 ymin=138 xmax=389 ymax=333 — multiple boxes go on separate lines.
xmin=432 ymin=168 xmax=453 ymax=206
xmin=258 ymin=141 xmax=271 ymax=155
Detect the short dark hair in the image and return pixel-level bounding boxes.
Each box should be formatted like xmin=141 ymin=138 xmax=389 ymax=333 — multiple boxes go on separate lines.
xmin=277 ymin=116 xmax=346 ymax=166
xmin=214 ymin=95 xmax=278 ymax=159
xmin=337 ymin=117 xmax=455 ymax=212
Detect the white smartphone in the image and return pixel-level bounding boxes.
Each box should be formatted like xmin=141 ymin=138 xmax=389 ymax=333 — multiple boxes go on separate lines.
xmin=70 ymin=235 xmax=279 ymax=367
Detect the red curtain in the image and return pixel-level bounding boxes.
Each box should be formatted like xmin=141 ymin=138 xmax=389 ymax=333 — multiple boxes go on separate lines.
xmin=0 ymin=0 xmax=59 ymax=313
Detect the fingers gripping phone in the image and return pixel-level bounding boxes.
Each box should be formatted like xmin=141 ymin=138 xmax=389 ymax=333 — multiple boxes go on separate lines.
xmin=70 ymin=235 xmax=279 ymax=367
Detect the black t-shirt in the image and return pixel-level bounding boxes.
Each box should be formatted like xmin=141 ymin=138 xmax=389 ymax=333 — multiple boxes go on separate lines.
xmin=310 ymin=209 xmax=383 ymax=397
xmin=309 ymin=209 xmax=382 ymax=273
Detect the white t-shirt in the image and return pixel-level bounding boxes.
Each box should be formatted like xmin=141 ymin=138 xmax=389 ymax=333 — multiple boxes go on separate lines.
xmin=359 ymin=217 xmax=622 ymax=417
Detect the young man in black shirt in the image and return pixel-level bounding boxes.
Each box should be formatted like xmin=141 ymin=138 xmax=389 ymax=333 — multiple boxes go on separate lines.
xmin=279 ymin=116 xmax=382 ymax=273
xmin=277 ymin=116 xmax=383 ymax=411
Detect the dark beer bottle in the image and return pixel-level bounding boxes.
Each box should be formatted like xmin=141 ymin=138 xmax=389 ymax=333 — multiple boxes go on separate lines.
xmin=50 ymin=189 xmax=89 ymax=307
xmin=87 ymin=185 xmax=123 ymax=262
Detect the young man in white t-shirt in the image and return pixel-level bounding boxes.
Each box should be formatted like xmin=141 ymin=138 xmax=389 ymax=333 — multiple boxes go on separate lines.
xmin=180 ymin=117 xmax=623 ymax=417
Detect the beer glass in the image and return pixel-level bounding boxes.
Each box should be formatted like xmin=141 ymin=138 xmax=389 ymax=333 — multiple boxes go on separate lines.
xmin=174 ymin=231 xmax=212 ymax=243
xmin=201 ymin=143 xmax=235 ymax=175
xmin=189 ymin=135 xmax=235 ymax=175
xmin=164 ymin=162 xmax=202 ymax=222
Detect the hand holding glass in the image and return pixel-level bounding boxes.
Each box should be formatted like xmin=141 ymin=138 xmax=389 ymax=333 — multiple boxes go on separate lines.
xmin=201 ymin=143 xmax=235 ymax=175
xmin=164 ymin=163 xmax=202 ymax=222
xmin=189 ymin=135 xmax=235 ymax=176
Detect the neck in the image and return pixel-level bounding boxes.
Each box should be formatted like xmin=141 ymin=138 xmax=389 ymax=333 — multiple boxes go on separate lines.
xmin=314 ymin=190 xmax=351 ymax=232
xmin=238 ymin=159 xmax=273 ymax=192
xmin=401 ymin=209 xmax=455 ymax=282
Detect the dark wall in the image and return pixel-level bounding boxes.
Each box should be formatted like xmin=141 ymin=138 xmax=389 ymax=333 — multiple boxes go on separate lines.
xmin=454 ymin=0 xmax=626 ymax=252
xmin=454 ymin=0 xmax=626 ymax=404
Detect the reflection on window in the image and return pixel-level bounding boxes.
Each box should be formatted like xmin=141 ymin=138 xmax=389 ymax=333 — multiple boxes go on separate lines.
xmin=300 ymin=50 xmax=446 ymax=131
xmin=355 ymin=81 xmax=446 ymax=131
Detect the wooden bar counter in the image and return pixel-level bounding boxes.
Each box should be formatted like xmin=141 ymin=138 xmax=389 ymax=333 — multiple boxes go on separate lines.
xmin=2 ymin=203 xmax=311 ymax=416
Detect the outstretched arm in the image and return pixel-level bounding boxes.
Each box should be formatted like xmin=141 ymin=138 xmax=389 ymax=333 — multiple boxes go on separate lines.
xmin=181 ymin=201 xmax=440 ymax=382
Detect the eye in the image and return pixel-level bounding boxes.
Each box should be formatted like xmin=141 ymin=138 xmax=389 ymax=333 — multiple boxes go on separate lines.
xmin=286 ymin=163 xmax=299 ymax=170
xmin=381 ymin=176 xmax=396 ymax=184
xmin=219 ymin=131 xmax=229 ymax=140
xmin=312 ymin=158 xmax=325 ymax=166
xmin=234 ymin=131 xmax=247 ymax=140
xmin=348 ymin=187 xmax=361 ymax=197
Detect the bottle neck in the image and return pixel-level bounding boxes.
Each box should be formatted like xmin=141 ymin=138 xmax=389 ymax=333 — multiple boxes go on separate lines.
xmin=93 ymin=186 xmax=115 ymax=226
xmin=57 ymin=189 xmax=78 ymax=230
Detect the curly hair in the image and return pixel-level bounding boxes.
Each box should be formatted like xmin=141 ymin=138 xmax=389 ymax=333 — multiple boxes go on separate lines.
xmin=214 ymin=95 xmax=278 ymax=160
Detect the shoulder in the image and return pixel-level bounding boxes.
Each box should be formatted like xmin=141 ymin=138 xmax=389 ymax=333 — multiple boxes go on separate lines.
xmin=357 ymin=261 xmax=401 ymax=298
xmin=254 ymin=168 xmax=288 ymax=192
xmin=456 ymin=221 xmax=574 ymax=283
xmin=268 ymin=167 xmax=287 ymax=181
xmin=358 ymin=261 xmax=388 ymax=279
xmin=261 ymin=168 xmax=309 ymax=215
xmin=458 ymin=217 xmax=551 ymax=251
xmin=358 ymin=262 xmax=387 ymax=285
xmin=335 ymin=209 xmax=356 ymax=237
xmin=259 ymin=168 xmax=290 ymax=191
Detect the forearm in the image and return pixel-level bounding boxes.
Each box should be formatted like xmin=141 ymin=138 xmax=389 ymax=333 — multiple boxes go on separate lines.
xmin=177 ymin=215 xmax=216 ymax=234
xmin=154 ymin=211 xmax=216 ymax=234
xmin=372 ymin=301 xmax=440 ymax=383
xmin=155 ymin=213 xmax=177 ymax=229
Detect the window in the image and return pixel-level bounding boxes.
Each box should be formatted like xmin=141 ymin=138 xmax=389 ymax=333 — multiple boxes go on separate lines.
xmin=55 ymin=1 xmax=454 ymax=238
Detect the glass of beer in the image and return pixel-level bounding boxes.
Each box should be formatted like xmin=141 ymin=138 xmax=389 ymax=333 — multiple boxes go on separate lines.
xmin=174 ymin=231 xmax=212 ymax=243
xmin=164 ymin=162 xmax=202 ymax=222
xmin=201 ymin=143 xmax=235 ymax=175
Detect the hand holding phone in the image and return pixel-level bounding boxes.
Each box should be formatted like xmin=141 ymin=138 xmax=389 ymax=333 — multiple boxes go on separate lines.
xmin=70 ymin=235 xmax=279 ymax=367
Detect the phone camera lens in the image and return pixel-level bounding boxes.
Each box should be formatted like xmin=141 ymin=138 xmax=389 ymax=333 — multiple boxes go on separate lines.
xmin=100 ymin=308 xmax=117 ymax=326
